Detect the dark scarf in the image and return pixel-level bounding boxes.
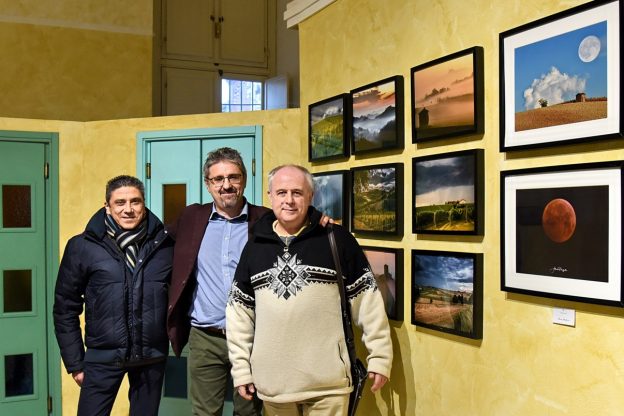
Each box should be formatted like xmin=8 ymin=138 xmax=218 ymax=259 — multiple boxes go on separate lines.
xmin=105 ymin=214 xmax=148 ymax=272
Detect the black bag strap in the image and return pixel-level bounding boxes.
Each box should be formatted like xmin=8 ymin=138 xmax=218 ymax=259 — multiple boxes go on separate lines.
xmin=327 ymin=224 xmax=358 ymax=368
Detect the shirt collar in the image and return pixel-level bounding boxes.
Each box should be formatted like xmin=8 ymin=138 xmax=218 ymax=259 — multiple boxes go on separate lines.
xmin=209 ymin=201 xmax=249 ymax=222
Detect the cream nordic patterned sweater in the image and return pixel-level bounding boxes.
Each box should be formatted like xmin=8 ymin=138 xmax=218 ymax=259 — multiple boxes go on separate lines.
xmin=226 ymin=208 xmax=392 ymax=403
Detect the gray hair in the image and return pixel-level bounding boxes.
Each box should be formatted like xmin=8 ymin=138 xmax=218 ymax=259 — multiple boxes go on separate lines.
xmin=268 ymin=164 xmax=315 ymax=193
xmin=105 ymin=175 xmax=145 ymax=203
xmin=203 ymin=147 xmax=247 ymax=180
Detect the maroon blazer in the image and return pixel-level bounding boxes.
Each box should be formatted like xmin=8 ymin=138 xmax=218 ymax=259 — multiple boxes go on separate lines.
xmin=166 ymin=202 xmax=270 ymax=356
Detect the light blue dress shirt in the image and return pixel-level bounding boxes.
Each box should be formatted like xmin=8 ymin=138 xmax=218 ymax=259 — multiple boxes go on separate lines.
xmin=189 ymin=203 xmax=249 ymax=330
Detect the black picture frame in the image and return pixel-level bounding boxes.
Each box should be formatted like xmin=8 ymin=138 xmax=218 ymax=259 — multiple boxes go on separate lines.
xmin=351 ymin=76 xmax=404 ymax=155
xmin=501 ymin=161 xmax=624 ymax=306
xmin=500 ymin=0 xmax=623 ymax=151
xmin=411 ymin=46 xmax=484 ymax=142
xmin=411 ymin=249 xmax=483 ymax=339
xmin=308 ymin=93 xmax=350 ymax=161
xmin=412 ymin=149 xmax=484 ymax=235
xmin=350 ymin=163 xmax=403 ymax=237
xmin=362 ymin=246 xmax=403 ymax=321
xmin=312 ymin=170 xmax=350 ymax=228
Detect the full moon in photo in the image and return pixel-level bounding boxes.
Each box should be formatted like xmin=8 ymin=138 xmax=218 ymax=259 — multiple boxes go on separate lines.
xmin=542 ymin=198 xmax=577 ymax=243
xmin=578 ymin=35 xmax=601 ymax=62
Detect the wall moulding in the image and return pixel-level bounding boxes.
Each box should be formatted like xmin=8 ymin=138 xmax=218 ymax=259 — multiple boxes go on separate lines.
xmin=284 ymin=0 xmax=336 ymax=28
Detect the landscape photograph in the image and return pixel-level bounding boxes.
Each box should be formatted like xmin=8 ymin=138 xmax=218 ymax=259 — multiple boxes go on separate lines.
xmin=309 ymin=95 xmax=347 ymax=160
xmin=352 ymin=165 xmax=399 ymax=234
xmin=413 ymin=51 xmax=476 ymax=139
xmin=351 ymin=78 xmax=402 ymax=152
xmin=312 ymin=172 xmax=346 ymax=225
xmin=413 ymin=152 xmax=477 ymax=233
xmin=513 ymin=21 xmax=607 ymax=132
xmin=363 ymin=248 xmax=400 ymax=319
xmin=411 ymin=251 xmax=480 ymax=338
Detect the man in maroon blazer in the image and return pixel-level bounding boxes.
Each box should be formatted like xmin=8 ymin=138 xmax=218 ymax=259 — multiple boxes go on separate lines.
xmin=167 ymin=147 xmax=266 ymax=415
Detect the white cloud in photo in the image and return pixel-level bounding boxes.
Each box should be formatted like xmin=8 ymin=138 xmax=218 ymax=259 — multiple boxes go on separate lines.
xmin=523 ymin=66 xmax=586 ymax=110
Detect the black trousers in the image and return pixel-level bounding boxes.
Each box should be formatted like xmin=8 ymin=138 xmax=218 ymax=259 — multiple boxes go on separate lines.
xmin=77 ymin=360 xmax=166 ymax=416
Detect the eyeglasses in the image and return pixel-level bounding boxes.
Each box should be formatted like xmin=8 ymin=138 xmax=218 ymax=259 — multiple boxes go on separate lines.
xmin=206 ymin=174 xmax=243 ymax=187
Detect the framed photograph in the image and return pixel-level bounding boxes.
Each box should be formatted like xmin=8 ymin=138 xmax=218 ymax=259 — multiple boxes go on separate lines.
xmin=411 ymin=250 xmax=483 ymax=339
xmin=350 ymin=163 xmax=403 ymax=237
xmin=411 ymin=46 xmax=484 ymax=142
xmin=312 ymin=170 xmax=349 ymax=227
xmin=412 ymin=149 xmax=484 ymax=235
xmin=308 ymin=94 xmax=349 ymax=161
xmin=501 ymin=161 xmax=623 ymax=306
xmin=351 ymin=76 xmax=404 ymax=155
xmin=500 ymin=0 xmax=622 ymax=151
xmin=362 ymin=246 xmax=403 ymax=321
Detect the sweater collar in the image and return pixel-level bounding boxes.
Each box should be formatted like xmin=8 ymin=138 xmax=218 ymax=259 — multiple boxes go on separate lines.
xmin=253 ymin=206 xmax=322 ymax=241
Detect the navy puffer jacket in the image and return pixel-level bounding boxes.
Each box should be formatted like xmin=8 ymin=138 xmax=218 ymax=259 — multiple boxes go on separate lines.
xmin=53 ymin=208 xmax=173 ymax=373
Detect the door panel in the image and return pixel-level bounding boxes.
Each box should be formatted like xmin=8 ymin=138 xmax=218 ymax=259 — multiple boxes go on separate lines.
xmin=163 ymin=67 xmax=218 ymax=116
xmin=141 ymin=128 xmax=261 ymax=416
xmin=150 ymin=139 xmax=202 ymax=225
xmin=0 ymin=141 xmax=48 ymax=415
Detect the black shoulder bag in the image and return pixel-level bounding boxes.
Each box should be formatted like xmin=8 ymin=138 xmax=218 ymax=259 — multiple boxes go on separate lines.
xmin=328 ymin=225 xmax=368 ymax=416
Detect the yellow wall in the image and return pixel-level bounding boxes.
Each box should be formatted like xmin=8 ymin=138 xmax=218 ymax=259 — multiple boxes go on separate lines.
xmin=4 ymin=0 xmax=624 ymax=415
xmin=0 ymin=109 xmax=301 ymax=415
xmin=0 ymin=0 xmax=152 ymax=121
xmin=299 ymin=0 xmax=624 ymax=415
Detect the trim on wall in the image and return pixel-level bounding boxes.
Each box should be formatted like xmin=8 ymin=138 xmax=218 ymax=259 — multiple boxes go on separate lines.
xmin=0 ymin=14 xmax=151 ymax=36
xmin=284 ymin=0 xmax=335 ymax=29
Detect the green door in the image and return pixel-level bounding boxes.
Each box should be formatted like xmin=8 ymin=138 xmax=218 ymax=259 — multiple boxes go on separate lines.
xmin=137 ymin=125 xmax=262 ymax=416
xmin=0 ymin=141 xmax=49 ymax=415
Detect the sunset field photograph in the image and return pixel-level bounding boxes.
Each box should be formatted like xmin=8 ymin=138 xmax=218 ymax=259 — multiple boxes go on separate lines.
xmin=411 ymin=47 xmax=482 ymax=140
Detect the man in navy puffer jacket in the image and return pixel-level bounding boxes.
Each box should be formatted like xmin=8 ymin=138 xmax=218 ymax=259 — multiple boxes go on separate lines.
xmin=53 ymin=175 xmax=173 ymax=416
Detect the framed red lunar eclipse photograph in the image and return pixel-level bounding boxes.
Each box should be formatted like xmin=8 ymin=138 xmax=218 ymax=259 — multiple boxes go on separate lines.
xmin=501 ymin=161 xmax=624 ymax=306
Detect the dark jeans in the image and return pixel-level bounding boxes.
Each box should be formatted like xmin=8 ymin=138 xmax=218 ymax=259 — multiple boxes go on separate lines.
xmin=189 ymin=326 xmax=262 ymax=416
xmin=77 ymin=360 xmax=166 ymax=416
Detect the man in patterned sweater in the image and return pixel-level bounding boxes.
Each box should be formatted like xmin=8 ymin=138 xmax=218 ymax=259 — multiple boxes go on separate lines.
xmin=226 ymin=164 xmax=392 ymax=415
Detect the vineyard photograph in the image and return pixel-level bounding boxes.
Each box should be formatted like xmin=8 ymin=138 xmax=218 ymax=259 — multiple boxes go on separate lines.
xmin=352 ymin=165 xmax=400 ymax=234
xmin=309 ymin=94 xmax=347 ymax=160
xmin=413 ymin=150 xmax=481 ymax=234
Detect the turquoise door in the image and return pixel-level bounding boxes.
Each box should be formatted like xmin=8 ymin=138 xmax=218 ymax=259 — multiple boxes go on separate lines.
xmin=0 ymin=141 xmax=49 ymax=415
xmin=137 ymin=126 xmax=262 ymax=416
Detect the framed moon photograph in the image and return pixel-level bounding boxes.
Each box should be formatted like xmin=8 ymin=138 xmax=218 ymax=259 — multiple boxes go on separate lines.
xmin=312 ymin=170 xmax=349 ymax=227
xmin=500 ymin=0 xmax=622 ymax=151
xmin=362 ymin=246 xmax=403 ymax=321
xmin=411 ymin=46 xmax=484 ymax=142
xmin=411 ymin=250 xmax=483 ymax=339
xmin=308 ymin=93 xmax=349 ymax=162
xmin=351 ymin=76 xmax=404 ymax=155
xmin=501 ymin=161 xmax=624 ymax=306
xmin=412 ymin=149 xmax=484 ymax=235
